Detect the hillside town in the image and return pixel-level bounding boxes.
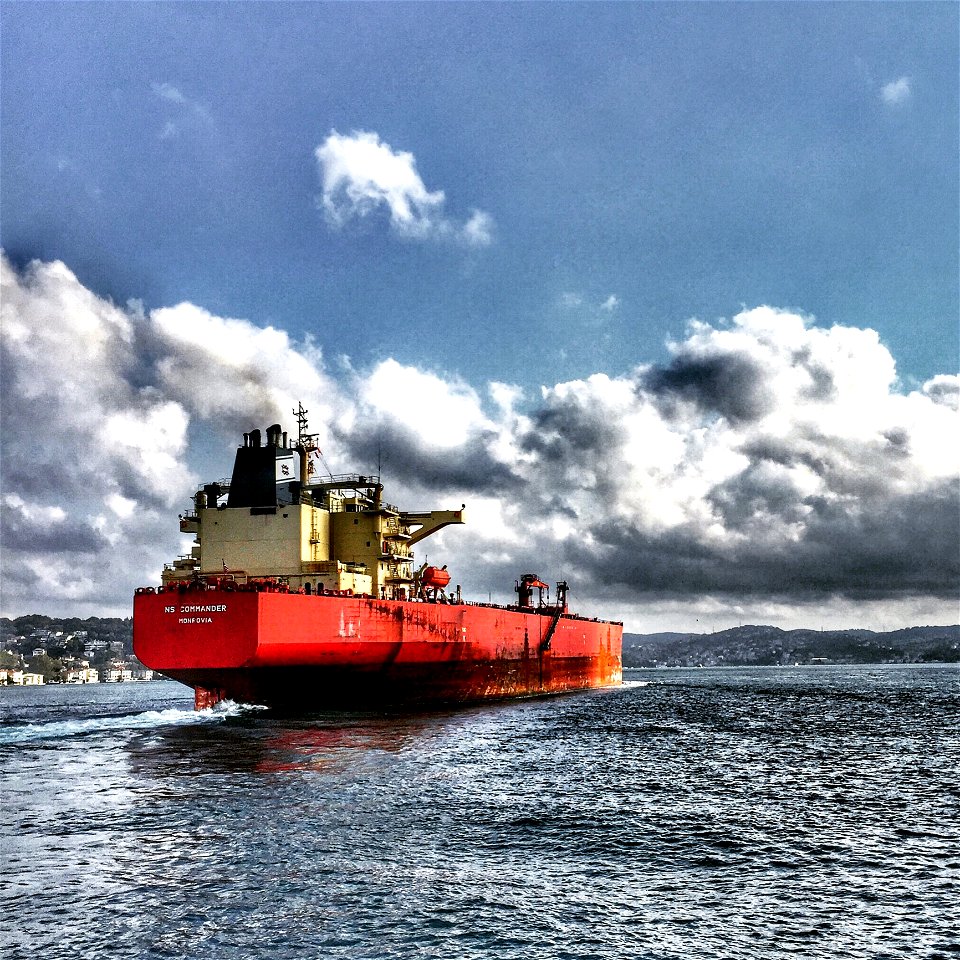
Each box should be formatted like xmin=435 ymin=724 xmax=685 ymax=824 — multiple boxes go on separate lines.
xmin=0 ymin=616 xmax=154 ymax=686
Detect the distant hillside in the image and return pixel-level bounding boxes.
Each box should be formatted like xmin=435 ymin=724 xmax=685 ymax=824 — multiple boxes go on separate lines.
xmin=623 ymin=624 xmax=960 ymax=667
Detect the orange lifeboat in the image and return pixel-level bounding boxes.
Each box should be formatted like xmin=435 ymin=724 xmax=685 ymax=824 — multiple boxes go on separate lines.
xmin=421 ymin=565 xmax=451 ymax=589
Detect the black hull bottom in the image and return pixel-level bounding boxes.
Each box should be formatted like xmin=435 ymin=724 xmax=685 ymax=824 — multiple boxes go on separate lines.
xmin=164 ymin=657 xmax=622 ymax=711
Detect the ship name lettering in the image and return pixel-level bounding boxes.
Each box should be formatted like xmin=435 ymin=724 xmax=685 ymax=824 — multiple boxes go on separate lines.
xmin=179 ymin=604 xmax=228 ymax=613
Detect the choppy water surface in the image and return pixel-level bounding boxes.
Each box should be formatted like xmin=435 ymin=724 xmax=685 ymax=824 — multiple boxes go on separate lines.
xmin=2 ymin=666 xmax=958 ymax=960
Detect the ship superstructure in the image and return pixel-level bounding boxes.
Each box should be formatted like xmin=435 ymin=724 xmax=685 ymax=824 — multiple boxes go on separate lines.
xmin=167 ymin=409 xmax=464 ymax=601
xmin=134 ymin=408 xmax=623 ymax=710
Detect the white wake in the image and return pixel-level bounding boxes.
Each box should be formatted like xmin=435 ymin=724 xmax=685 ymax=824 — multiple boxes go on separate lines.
xmin=0 ymin=700 xmax=262 ymax=745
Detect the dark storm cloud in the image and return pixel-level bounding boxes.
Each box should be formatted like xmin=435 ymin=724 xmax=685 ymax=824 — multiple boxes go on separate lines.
xmin=798 ymin=482 xmax=960 ymax=598
xmin=737 ymin=427 xmax=914 ymax=500
xmin=1 ymin=500 xmax=110 ymax=554
xmin=0 ymin=395 xmax=98 ymax=501
xmin=515 ymin=387 xmax=632 ymax=511
xmin=338 ymin=423 xmax=521 ymax=494
xmin=557 ymin=477 xmax=959 ymax=601
xmin=643 ymin=353 xmax=772 ymax=423
xmin=523 ymin=402 xmax=627 ymax=463
xmin=706 ymin=464 xmax=813 ymax=530
xmin=560 ymin=523 xmax=747 ymax=596
xmin=0 ymin=561 xmax=44 ymax=598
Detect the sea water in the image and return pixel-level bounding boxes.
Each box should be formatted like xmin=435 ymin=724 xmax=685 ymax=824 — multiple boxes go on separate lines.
xmin=1 ymin=666 xmax=957 ymax=960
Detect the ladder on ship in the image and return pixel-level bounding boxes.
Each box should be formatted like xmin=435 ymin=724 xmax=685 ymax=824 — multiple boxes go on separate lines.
xmin=539 ymin=608 xmax=563 ymax=653
xmin=538 ymin=580 xmax=568 ymax=653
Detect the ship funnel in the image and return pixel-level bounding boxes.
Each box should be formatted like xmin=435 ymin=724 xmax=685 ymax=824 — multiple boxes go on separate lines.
xmin=249 ymin=428 xmax=261 ymax=448
xmin=266 ymin=424 xmax=283 ymax=447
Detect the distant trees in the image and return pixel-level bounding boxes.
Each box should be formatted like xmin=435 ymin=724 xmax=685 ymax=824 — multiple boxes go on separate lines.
xmin=0 ymin=616 xmax=133 ymax=670
xmin=26 ymin=653 xmax=64 ymax=683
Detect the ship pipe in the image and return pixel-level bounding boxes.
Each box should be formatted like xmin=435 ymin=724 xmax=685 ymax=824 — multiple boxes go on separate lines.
xmin=298 ymin=446 xmax=308 ymax=491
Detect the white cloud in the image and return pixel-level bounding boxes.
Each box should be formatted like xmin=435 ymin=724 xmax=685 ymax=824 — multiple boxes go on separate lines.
xmin=600 ymin=294 xmax=621 ymax=312
xmin=560 ymin=291 xmax=621 ymax=313
xmin=151 ymin=82 xmax=186 ymax=104
xmin=356 ymin=359 xmax=492 ymax=450
xmin=151 ymin=81 xmax=213 ymax=136
xmin=881 ymin=76 xmax=912 ymax=106
xmin=314 ymin=130 xmax=494 ymax=247
xmin=106 ymin=494 xmax=137 ymax=519
xmin=100 ymin=402 xmax=192 ymax=497
xmin=2 ymin=254 xmax=956 ymax=630
xmin=461 ymin=209 xmax=494 ymax=247
xmin=151 ymin=301 xmax=337 ymax=443
xmin=2 ymin=493 xmax=66 ymax=525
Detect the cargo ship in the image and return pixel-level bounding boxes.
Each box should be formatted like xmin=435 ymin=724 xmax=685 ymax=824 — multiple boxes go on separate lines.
xmin=133 ymin=407 xmax=623 ymax=710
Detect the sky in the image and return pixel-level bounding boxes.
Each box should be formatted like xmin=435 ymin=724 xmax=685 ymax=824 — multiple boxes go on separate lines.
xmin=1 ymin=2 xmax=958 ymax=632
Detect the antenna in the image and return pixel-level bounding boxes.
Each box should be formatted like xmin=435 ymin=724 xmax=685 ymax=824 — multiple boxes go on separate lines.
xmin=293 ymin=402 xmax=311 ymax=446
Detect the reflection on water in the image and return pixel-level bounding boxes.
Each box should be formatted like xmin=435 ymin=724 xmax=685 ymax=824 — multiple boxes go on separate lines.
xmin=127 ymin=706 xmax=476 ymax=775
xmin=250 ymin=714 xmax=444 ymax=773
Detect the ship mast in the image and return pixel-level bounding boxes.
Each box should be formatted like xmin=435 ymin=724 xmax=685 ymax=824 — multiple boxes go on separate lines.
xmin=293 ymin=401 xmax=326 ymax=487
xmin=294 ymin=401 xmax=311 ymax=446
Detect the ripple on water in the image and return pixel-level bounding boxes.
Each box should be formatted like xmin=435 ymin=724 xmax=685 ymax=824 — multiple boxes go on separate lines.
xmin=1 ymin=668 xmax=958 ymax=959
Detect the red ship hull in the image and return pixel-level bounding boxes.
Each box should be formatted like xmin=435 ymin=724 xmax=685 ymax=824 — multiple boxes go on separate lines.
xmin=134 ymin=589 xmax=622 ymax=710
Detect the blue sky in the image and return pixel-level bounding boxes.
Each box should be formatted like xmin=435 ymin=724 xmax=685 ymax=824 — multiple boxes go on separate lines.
xmin=4 ymin=3 xmax=956 ymax=387
xmin=2 ymin=3 xmax=958 ymax=629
